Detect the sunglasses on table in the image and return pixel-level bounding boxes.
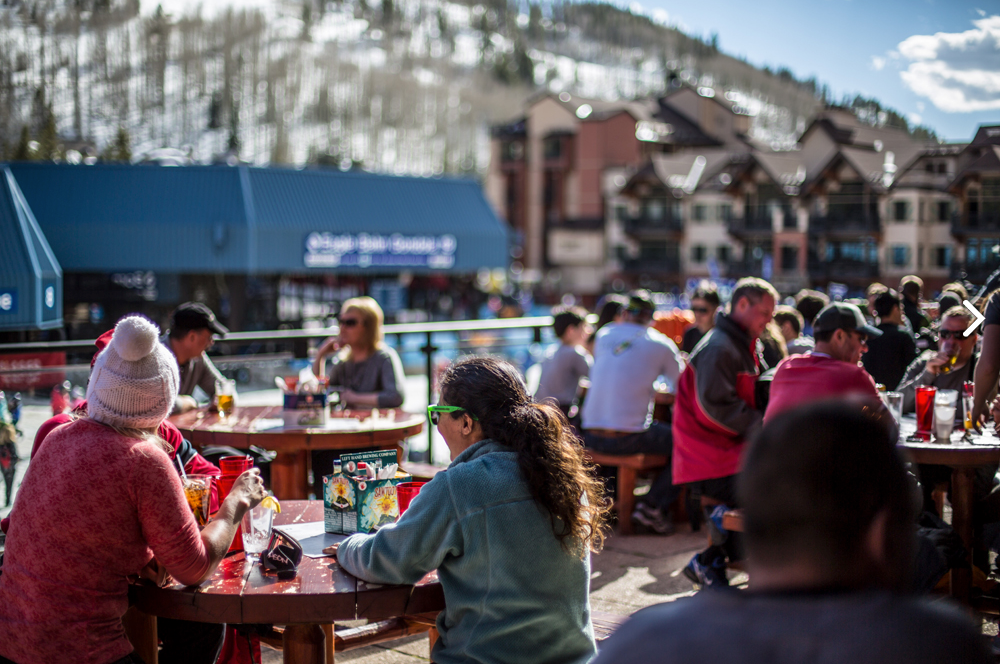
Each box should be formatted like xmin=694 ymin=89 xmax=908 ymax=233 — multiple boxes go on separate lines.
xmin=338 ymin=318 xmax=361 ymax=328
xmin=427 ymin=405 xmax=478 ymax=425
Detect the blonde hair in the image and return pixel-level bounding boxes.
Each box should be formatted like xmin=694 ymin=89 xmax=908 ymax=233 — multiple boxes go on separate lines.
xmin=84 ymin=416 xmax=172 ymax=454
xmin=341 ymin=296 xmax=384 ymax=358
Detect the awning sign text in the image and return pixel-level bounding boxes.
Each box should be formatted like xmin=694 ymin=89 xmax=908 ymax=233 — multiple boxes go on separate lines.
xmin=304 ymin=233 xmax=457 ymax=269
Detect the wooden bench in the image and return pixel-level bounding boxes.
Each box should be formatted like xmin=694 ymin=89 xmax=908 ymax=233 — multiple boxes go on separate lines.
xmin=584 ymin=450 xmax=668 ymax=535
xmin=592 ymin=610 xmax=629 ymax=645
xmin=259 ymin=612 xmax=441 ymax=662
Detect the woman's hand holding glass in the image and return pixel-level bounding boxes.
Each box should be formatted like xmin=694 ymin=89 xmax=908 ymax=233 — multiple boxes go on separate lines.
xmin=228 ymin=468 xmax=266 ymax=514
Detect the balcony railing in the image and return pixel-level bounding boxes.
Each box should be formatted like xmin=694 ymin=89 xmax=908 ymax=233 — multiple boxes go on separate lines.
xmin=623 ymin=215 xmax=683 ymax=237
xmin=808 ymin=260 xmax=880 ymax=280
xmin=951 ymin=211 xmax=1000 ymax=236
xmin=809 ymin=210 xmax=881 ymax=235
xmin=621 ymin=257 xmax=682 ymax=274
xmin=951 ymin=261 xmax=1000 ymax=284
xmin=0 ymin=317 xmax=560 ymax=464
xmin=728 ymin=215 xmax=773 ymax=237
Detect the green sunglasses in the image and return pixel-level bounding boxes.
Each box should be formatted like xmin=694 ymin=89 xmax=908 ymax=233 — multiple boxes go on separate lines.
xmin=427 ymin=404 xmax=478 ymax=425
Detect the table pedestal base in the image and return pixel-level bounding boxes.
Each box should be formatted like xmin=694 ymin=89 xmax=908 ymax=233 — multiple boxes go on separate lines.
xmin=283 ymin=623 xmax=326 ymax=664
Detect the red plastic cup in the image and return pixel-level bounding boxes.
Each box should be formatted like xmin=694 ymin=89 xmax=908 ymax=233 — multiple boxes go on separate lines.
xmin=217 ymin=455 xmax=254 ymax=553
xmin=915 ymin=386 xmax=936 ymax=440
xmin=396 ymin=482 xmax=428 ymax=515
xmin=219 ymin=455 xmax=253 ymax=476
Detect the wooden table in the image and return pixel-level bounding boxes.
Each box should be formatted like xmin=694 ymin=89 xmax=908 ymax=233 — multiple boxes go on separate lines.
xmin=170 ymin=407 xmax=424 ymax=499
xmin=129 ymin=501 xmax=444 ymax=664
xmin=897 ymin=417 xmax=1000 ymax=603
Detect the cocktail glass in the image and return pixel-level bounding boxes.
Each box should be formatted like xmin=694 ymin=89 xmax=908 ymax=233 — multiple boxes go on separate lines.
xmin=182 ymin=474 xmax=213 ymax=527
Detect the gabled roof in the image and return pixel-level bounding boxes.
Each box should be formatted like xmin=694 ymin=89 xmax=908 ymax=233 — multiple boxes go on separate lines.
xmin=969 ymin=125 xmax=1000 ymax=148
xmin=8 ymin=163 xmax=509 ymax=275
xmin=747 ymin=151 xmax=808 ymax=193
xmin=950 ymin=145 xmax=1000 ymax=192
xmin=622 ymin=148 xmax=745 ymax=196
xmin=0 ymin=166 xmax=62 ymax=331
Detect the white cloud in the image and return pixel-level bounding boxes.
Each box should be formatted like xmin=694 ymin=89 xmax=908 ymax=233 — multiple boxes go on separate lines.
xmin=897 ymin=15 xmax=1000 ymax=112
xmin=871 ymin=55 xmax=887 ymax=71
xmin=978 ymin=8 xmax=987 ymax=17
xmin=908 ymin=112 xmax=923 ymax=125
xmin=651 ymin=8 xmax=670 ymax=25
xmin=916 ymin=101 xmax=926 ymax=111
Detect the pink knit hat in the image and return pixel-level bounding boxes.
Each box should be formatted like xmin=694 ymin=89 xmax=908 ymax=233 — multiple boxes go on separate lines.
xmin=86 ymin=315 xmax=179 ymax=429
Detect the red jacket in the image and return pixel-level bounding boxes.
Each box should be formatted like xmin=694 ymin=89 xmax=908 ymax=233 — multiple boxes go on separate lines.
xmin=672 ymin=314 xmax=764 ymax=484
xmin=1 ymin=405 xmax=219 ymax=534
xmin=764 ymin=353 xmax=881 ymax=424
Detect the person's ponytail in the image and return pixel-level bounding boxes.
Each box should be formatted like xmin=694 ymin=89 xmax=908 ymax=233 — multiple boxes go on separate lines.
xmin=440 ymin=357 xmax=609 ymax=555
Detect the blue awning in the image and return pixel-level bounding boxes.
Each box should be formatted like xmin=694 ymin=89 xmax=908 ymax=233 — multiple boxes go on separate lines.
xmin=9 ymin=163 xmax=510 ymax=275
xmin=0 ymin=167 xmax=62 ymax=331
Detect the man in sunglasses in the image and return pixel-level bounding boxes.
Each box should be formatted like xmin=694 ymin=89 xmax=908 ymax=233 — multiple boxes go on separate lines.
xmin=897 ymin=306 xmax=981 ymax=415
xmin=764 ymin=303 xmax=884 ymax=424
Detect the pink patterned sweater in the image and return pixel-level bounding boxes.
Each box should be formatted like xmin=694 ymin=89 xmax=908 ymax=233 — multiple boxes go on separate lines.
xmin=0 ymin=419 xmax=211 ymax=664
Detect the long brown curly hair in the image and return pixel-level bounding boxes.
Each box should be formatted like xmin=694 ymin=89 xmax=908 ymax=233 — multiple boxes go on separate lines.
xmin=439 ymin=356 xmax=610 ymax=556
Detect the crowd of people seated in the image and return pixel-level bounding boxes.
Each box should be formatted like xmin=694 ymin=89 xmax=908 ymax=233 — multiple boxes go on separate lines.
xmin=6 ymin=272 xmax=1000 ymax=664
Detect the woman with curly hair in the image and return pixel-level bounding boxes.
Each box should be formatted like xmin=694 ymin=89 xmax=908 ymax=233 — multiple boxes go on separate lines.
xmin=333 ymin=356 xmax=609 ymax=664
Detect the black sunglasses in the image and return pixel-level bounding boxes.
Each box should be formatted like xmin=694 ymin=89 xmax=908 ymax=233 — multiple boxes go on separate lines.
xmin=938 ymin=329 xmax=965 ymax=340
xmin=691 ymin=307 xmax=710 ymax=314
xmin=339 ymin=318 xmax=360 ymax=328
xmin=261 ymin=528 xmax=303 ymax=580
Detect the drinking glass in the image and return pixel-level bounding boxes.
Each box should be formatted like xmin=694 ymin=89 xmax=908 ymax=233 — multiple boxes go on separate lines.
xmin=935 ymin=404 xmax=956 ymax=442
xmin=935 ymin=389 xmax=959 ymax=408
xmin=182 ymin=474 xmax=213 ymax=527
xmin=915 ymin=386 xmax=936 ymax=438
xmin=216 ymin=380 xmax=236 ymax=418
xmin=241 ymin=503 xmax=274 ymax=562
xmin=884 ymin=392 xmax=903 ymax=425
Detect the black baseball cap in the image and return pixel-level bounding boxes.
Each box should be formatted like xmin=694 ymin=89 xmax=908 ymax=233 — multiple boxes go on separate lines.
xmin=171 ymin=302 xmax=229 ymax=336
xmin=812 ymin=303 xmax=882 ymax=338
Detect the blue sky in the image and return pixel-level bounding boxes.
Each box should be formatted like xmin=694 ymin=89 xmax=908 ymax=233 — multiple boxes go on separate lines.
xmin=630 ymin=0 xmax=999 ymax=142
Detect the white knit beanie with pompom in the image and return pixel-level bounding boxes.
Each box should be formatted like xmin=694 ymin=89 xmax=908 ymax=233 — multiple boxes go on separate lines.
xmin=86 ymin=315 xmax=180 ymax=430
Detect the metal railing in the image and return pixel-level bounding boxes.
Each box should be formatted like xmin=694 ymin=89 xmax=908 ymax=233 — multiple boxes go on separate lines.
xmin=0 ymin=316 xmax=558 ymax=462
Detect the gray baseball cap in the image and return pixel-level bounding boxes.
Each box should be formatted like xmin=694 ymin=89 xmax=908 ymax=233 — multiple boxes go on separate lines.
xmin=812 ymin=303 xmax=882 ymax=338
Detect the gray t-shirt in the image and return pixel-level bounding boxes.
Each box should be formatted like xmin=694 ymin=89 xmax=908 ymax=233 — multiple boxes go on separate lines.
xmin=581 ymin=322 xmax=683 ymax=431
xmin=594 ymin=589 xmax=991 ymax=664
xmin=325 ymin=346 xmax=406 ymax=409
xmin=535 ymin=343 xmax=591 ymax=407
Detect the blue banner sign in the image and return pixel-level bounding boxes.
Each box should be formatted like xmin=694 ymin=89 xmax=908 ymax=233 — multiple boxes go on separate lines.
xmin=304 ymin=232 xmax=457 ymax=269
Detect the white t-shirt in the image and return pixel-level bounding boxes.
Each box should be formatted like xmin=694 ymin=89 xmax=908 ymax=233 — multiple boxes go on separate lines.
xmin=581 ymin=322 xmax=684 ymax=432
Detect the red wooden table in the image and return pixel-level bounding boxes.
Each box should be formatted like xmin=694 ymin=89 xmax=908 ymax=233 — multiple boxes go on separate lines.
xmin=129 ymin=501 xmax=444 ymax=663
xmin=170 ymin=407 xmax=424 ymax=499
xmin=898 ymin=417 xmax=1000 ymax=604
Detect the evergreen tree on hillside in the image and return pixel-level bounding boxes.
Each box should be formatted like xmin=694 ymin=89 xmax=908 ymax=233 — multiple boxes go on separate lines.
xmin=36 ymin=104 xmax=61 ymax=161
xmin=12 ymin=126 xmax=33 ymax=161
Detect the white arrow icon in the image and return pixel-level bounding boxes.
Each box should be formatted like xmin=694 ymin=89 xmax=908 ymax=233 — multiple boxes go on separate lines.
xmin=963 ymin=300 xmax=985 ymax=337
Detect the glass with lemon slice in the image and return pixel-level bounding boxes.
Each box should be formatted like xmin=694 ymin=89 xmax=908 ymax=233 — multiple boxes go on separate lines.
xmin=242 ymin=494 xmax=281 ymax=561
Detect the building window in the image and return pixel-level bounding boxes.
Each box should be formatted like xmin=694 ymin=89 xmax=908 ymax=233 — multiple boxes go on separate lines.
xmin=615 ymin=205 xmax=628 ymax=221
xmin=692 ymin=204 xmax=707 ymax=222
xmin=691 ymin=245 xmax=706 ymax=263
xmin=937 ymin=201 xmax=950 ymax=222
xmin=718 ymin=204 xmax=732 ymax=222
xmin=891 ymin=245 xmax=909 ymax=267
xmin=543 ymin=137 xmax=562 ymax=160
xmin=783 ymin=209 xmax=797 ymax=230
xmin=925 ymin=162 xmax=935 ymax=173
xmin=917 ymin=244 xmax=924 ymax=269
xmin=716 ymin=245 xmax=731 ymax=263
xmin=933 ymin=246 xmax=952 ymax=268
xmin=502 ymin=141 xmax=524 ymax=161
xmin=644 ymin=199 xmax=664 ymax=220
xmin=780 ymin=245 xmax=798 ymax=271
xmin=937 ymin=163 xmax=947 ymax=174
xmin=893 ymin=201 xmax=908 ymax=222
